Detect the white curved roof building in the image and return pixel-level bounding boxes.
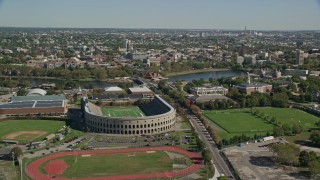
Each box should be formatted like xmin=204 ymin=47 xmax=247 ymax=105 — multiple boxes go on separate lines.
xmin=27 ymin=88 xmax=47 ymax=96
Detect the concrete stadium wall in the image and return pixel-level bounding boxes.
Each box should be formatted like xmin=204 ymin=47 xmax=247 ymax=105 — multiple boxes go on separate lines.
xmin=84 ymin=96 xmax=176 ymax=135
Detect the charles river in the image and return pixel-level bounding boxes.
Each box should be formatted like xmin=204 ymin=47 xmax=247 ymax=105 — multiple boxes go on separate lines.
xmin=24 ymin=70 xmax=243 ymax=88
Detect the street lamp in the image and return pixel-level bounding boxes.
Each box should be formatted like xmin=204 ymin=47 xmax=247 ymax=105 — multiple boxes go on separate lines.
xmin=11 ymin=151 xmax=15 ymax=165
xmin=19 ymin=155 xmax=23 ymax=180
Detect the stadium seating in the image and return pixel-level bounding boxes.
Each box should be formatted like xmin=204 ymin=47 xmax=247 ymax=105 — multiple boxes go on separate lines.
xmin=140 ymin=98 xmax=170 ymax=116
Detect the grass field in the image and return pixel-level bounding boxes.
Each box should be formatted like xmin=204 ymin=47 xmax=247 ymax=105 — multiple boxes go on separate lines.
xmin=258 ymin=108 xmax=319 ymax=131
xmin=101 ymin=106 xmax=145 ymax=117
xmin=0 ymin=120 xmax=65 ymax=143
xmin=203 ymin=109 xmax=273 ymax=139
xmin=44 ymin=151 xmax=173 ymax=178
xmin=203 ymin=108 xmax=320 ymax=140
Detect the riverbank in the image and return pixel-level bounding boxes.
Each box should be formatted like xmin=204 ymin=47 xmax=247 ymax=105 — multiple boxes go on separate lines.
xmin=166 ymin=68 xmax=230 ymax=77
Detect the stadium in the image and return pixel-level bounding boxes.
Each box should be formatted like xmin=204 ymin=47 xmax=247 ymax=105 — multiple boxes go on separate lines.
xmin=82 ymin=95 xmax=176 ymax=135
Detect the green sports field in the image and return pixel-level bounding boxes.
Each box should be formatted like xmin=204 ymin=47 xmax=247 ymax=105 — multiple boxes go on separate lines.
xmin=0 ymin=120 xmax=65 ymax=143
xmin=43 ymin=151 xmax=173 ymax=178
xmin=203 ymin=109 xmax=273 ymax=139
xmin=258 ymin=108 xmax=319 ymax=131
xmin=101 ymin=106 xmax=145 ymax=117
xmin=203 ymin=108 xmax=320 ymax=139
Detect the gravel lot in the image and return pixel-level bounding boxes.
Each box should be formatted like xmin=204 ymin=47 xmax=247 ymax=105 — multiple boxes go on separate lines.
xmin=223 ymin=140 xmax=308 ymax=180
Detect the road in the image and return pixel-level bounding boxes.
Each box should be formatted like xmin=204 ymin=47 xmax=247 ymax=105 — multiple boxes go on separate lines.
xmin=183 ymin=108 xmax=235 ymax=179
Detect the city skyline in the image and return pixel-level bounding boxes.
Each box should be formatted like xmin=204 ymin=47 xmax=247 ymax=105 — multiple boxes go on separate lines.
xmin=0 ymin=0 xmax=320 ymax=30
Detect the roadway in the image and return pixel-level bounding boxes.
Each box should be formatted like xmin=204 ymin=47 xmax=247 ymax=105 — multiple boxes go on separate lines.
xmin=182 ymin=108 xmax=236 ymax=179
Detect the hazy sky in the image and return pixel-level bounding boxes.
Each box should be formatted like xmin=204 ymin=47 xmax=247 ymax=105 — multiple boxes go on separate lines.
xmin=0 ymin=0 xmax=319 ymax=30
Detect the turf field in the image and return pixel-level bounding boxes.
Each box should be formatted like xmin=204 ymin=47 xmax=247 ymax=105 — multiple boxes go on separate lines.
xmin=258 ymin=108 xmax=319 ymax=131
xmin=44 ymin=151 xmax=173 ymax=178
xmin=0 ymin=120 xmax=65 ymax=143
xmin=203 ymin=108 xmax=320 ymax=139
xmin=203 ymin=110 xmax=273 ymax=136
xmin=101 ymin=106 xmax=145 ymax=117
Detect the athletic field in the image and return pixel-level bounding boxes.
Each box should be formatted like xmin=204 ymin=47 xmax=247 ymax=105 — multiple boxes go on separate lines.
xmin=26 ymin=146 xmax=203 ymax=180
xmin=258 ymin=108 xmax=319 ymax=131
xmin=203 ymin=108 xmax=320 ymax=139
xmin=0 ymin=120 xmax=65 ymax=143
xmin=203 ymin=109 xmax=273 ymax=139
xmin=100 ymin=106 xmax=145 ymax=117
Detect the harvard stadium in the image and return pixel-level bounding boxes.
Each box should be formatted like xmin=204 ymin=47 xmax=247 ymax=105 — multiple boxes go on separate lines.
xmin=82 ymin=95 xmax=176 ymax=135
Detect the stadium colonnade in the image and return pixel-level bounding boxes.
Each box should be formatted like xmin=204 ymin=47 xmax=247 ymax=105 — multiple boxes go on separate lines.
xmin=83 ymin=95 xmax=176 ymax=135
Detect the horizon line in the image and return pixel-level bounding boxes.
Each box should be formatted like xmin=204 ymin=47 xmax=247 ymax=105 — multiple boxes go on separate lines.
xmin=0 ymin=26 xmax=319 ymax=32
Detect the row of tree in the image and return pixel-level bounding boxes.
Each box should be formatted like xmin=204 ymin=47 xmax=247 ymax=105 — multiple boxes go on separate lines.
xmin=272 ymin=144 xmax=320 ymax=177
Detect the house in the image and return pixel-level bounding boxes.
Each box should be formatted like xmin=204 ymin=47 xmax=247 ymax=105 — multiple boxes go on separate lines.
xmin=64 ymin=57 xmax=86 ymax=69
xmin=145 ymin=72 xmax=166 ymax=81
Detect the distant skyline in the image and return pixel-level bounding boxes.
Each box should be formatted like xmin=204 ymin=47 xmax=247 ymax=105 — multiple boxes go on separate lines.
xmin=0 ymin=0 xmax=320 ymax=30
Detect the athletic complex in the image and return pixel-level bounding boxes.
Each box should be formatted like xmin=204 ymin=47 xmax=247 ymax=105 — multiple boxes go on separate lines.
xmin=82 ymin=95 xmax=176 ymax=135
xmin=26 ymin=146 xmax=202 ymax=180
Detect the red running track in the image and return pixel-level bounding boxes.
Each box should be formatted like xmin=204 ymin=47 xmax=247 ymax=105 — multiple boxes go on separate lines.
xmin=26 ymin=146 xmax=203 ymax=180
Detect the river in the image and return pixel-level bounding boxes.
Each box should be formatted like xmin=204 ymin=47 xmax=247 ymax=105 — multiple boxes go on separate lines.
xmin=168 ymin=70 xmax=243 ymax=82
xmin=1 ymin=70 xmax=243 ymax=88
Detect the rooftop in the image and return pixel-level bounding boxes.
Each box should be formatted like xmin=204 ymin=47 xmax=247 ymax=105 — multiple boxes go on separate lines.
xmin=104 ymin=86 xmax=123 ymax=92
xmin=11 ymin=95 xmax=65 ymax=102
xmin=236 ymin=82 xmax=271 ymax=88
xmin=129 ymin=86 xmax=152 ymax=93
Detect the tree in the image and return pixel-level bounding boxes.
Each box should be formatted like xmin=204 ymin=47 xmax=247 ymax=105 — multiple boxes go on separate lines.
xmin=308 ymin=160 xmax=320 ymax=178
xmin=95 ymin=100 xmax=102 ymax=106
xmin=270 ymin=117 xmax=277 ymax=124
xmin=299 ymin=150 xmax=318 ymax=167
xmin=93 ymin=68 xmax=107 ymax=81
xmin=292 ymin=123 xmax=303 ymax=135
xmin=271 ymin=92 xmax=289 ymax=108
xmin=271 ymin=144 xmax=300 ymax=166
xmin=17 ymin=88 xmax=27 ymax=96
xmin=282 ymin=123 xmax=292 ymax=135
xmin=10 ymin=147 xmax=23 ymax=160
xmin=310 ymin=130 xmax=320 ymax=147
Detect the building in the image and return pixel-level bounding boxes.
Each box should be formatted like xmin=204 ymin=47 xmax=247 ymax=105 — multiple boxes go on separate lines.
xmin=104 ymin=87 xmax=124 ymax=94
xmin=129 ymin=86 xmax=153 ymax=98
xmin=64 ymin=57 xmax=86 ymax=69
xmin=145 ymin=72 xmax=167 ymax=81
xmin=235 ymin=73 xmax=272 ymax=95
xmin=39 ymin=83 xmax=56 ymax=90
xmin=125 ymin=39 xmax=133 ymax=52
xmin=0 ymin=95 xmax=67 ymax=116
xmin=189 ymin=94 xmax=231 ymax=103
xmin=237 ymin=56 xmax=245 ymax=65
xmin=296 ymin=50 xmax=305 ymax=65
xmin=26 ymin=88 xmax=47 ymax=96
xmin=83 ymin=95 xmax=176 ymax=135
xmin=190 ymin=85 xmax=228 ymax=96
xmin=88 ymin=94 xmax=144 ymax=102
xmin=285 ymin=69 xmax=309 ymax=77
xmin=260 ymin=68 xmax=282 ymax=79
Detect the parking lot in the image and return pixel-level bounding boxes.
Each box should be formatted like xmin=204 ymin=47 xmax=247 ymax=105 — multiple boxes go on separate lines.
xmin=86 ymin=133 xmax=175 ymax=148
xmin=223 ymin=140 xmax=308 ymax=180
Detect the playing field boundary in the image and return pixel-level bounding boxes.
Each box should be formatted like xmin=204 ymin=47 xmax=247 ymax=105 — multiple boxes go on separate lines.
xmin=202 ymin=113 xmax=231 ymax=133
xmin=26 ymin=146 xmax=203 ymax=180
xmin=203 ymin=111 xmax=273 ymax=134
